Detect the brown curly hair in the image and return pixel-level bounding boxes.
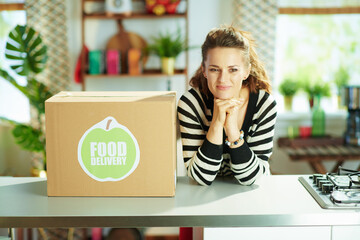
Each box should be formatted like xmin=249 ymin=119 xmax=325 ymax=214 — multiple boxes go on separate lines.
xmin=190 ymin=25 xmax=271 ymax=96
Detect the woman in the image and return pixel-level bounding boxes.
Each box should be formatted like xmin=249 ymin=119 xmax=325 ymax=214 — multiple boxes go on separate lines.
xmin=177 ymin=26 xmax=277 ymax=186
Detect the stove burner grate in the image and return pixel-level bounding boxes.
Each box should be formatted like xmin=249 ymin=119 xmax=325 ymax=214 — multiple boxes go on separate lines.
xmin=299 ymin=166 xmax=360 ymax=209
xmin=327 ymin=167 xmax=360 ymax=189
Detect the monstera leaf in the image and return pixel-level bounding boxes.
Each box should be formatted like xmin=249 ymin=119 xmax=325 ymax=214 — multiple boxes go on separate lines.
xmin=5 ymin=25 xmax=47 ymax=76
xmin=12 ymin=123 xmax=44 ymax=152
xmin=0 ymin=25 xmax=49 ymax=170
xmin=0 ymin=117 xmax=45 ymax=153
xmin=26 ymin=78 xmax=53 ymax=115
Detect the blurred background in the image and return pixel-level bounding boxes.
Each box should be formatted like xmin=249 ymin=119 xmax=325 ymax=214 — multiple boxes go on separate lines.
xmin=1 ymin=0 xmax=359 ymax=177
xmin=1 ymin=0 xmax=360 ymax=238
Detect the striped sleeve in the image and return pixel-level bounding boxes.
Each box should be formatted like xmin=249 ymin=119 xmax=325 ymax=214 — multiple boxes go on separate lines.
xmin=229 ymin=91 xmax=277 ymax=185
xmin=177 ymin=89 xmax=223 ymax=186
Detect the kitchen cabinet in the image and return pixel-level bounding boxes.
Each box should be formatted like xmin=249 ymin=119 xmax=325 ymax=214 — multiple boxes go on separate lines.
xmin=202 ymin=227 xmax=331 ymax=240
xmin=201 ymin=226 xmax=360 ymax=240
xmin=80 ymin=0 xmax=189 ymax=91
xmin=332 ymin=226 xmax=360 ymax=240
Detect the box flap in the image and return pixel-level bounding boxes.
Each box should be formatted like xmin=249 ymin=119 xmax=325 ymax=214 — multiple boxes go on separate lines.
xmin=46 ymin=91 xmax=176 ymax=103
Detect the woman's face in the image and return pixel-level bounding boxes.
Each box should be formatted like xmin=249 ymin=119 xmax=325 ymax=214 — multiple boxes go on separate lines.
xmin=202 ymin=47 xmax=250 ymax=100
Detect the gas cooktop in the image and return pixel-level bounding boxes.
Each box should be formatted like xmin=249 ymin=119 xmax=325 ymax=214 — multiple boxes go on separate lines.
xmin=299 ymin=167 xmax=360 ymax=209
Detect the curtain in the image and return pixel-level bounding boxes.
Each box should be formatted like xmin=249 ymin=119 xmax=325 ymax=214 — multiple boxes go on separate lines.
xmin=25 ymin=0 xmax=71 ymax=93
xmin=24 ymin=0 xmax=71 ymax=171
xmin=233 ymin=0 xmax=278 ymax=83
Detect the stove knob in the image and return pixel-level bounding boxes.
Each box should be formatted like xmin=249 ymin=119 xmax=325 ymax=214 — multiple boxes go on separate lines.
xmin=313 ymin=174 xmax=324 ymax=184
xmin=316 ymin=177 xmax=327 ymax=187
xmin=318 ymin=180 xmax=331 ymax=189
xmin=322 ymin=183 xmax=334 ymax=194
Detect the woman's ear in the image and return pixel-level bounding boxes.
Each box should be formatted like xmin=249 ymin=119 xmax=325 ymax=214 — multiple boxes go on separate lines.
xmin=201 ymin=65 xmax=207 ymax=78
xmin=246 ymin=63 xmax=252 ymax=77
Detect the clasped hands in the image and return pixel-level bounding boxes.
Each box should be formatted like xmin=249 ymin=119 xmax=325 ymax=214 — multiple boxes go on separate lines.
xmin=211 ymin=97 xmax=246 ymax=144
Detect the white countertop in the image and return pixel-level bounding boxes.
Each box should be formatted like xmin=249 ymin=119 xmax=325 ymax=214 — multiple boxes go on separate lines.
xmin=0 ymin=175 xmax=359 ymax=228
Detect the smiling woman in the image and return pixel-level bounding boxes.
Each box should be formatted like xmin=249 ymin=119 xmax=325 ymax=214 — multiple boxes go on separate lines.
xmin=177 ymin=25 xmax=277 ymax=186
xmin=203 ymin=47 xmax=250 ymax=100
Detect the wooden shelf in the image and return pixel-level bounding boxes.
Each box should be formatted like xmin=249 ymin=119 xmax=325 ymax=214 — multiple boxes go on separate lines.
xmin=278 ymin=136 xmax=345 ymax=148
xmin=279 ymin=7 xmax=360 ymax=15
xmin=80 ymin=0 xmax=189 ymax=90
xmin=83 ymin=12 xmax=187 ymax=20
xmin=277 ymin=136 xmax=360 ymax=173
xmin=0 ymin=3 xmax=24 ymax=11
xmin=85 ymin=69 xmax=187 ymax=78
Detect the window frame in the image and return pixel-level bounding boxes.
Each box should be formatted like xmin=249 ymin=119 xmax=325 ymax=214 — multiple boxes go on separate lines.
xmin=279 ymin=7 xmax=360 ymax=15
xmin=274 ymin=6 xmax=360 ymax=113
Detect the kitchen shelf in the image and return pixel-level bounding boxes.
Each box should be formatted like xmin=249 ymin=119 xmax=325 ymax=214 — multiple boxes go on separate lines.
xmin=83 ymin=12 xmax=187 ymax=20
xmin=80 ymin=0 xmax=189 ymax=91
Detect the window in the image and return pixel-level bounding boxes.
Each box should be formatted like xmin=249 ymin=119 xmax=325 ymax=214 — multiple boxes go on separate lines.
xmin=0 ymin=8 xmax=29 ymax=123
xmin=274 ymin=10 xmax=360 ymax=113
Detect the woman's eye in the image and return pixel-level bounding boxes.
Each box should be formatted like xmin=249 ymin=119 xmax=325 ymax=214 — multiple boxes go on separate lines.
xmin=229 ymin=68 xmax=238 ymax=73
xmin=209 ymin=68 xmax=219 ymax=72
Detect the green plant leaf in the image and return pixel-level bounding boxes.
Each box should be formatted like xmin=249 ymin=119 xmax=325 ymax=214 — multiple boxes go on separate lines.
xmin=301 ymin=78 xmax=332 ymax=98
xmin=0 ymin=69 xmax=53 ymax=114
xmin=334 ymin=66 xmax=350 ymax=95
xmin=0 ymin=69 xmax=31 ymax=99
xmin=5 ymin=25 xmax=48 ymax=76
xmin=11 ymin=124 xmax=44 ymax=153
xmin=0 ymin=117 xmax=45 ymax=153
xmin=1 ymin=24 xmax=49 ymax=166
xmin=147 ymin=27 xmax=188 ymax=58
xmin=0 ymin=70 xmax=53 ymax=114
xmin=0 ymin=116 xmax=18 ymax=125
xmin=279 ymin=78 xmax=299 ymax=96
xmin=26 ymin=78 xmax=53 ymax=115
xmin=0 ymin=69 xmax=20 ymax=87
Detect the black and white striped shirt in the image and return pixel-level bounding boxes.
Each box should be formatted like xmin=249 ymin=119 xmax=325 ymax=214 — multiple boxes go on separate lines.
xmin=177 ymin=87 xmax=277 ymax=186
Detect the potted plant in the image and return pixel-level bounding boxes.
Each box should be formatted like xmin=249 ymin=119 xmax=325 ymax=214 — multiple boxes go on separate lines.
xmin=301 ymin=78 xmax=331 ymax=109
xmin=334 ymin=65 xmax=350 ymax=108
xmin=278 ymin=78 xmax=299 ymax=111
xmin=146 ymin=27 xmax=188 ymax=75
xmin=0 ymin=25 xmax=52 ymax=175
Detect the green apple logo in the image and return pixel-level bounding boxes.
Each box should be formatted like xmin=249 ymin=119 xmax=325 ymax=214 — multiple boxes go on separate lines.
xmin=78 ymin=116 xmax=140 ymax=182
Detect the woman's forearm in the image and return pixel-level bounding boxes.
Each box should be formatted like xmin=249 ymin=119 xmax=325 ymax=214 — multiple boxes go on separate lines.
xmin=206 ymin=122 xmax=223 ymax=145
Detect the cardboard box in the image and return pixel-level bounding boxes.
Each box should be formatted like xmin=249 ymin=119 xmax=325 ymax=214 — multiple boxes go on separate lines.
xmin=45 ymin=91 xmax=177 ymax=197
